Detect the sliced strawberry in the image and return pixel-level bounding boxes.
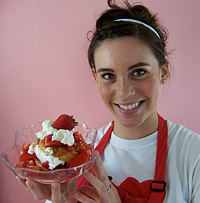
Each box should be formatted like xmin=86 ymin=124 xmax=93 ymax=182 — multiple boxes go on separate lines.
xmin=34 ymin=157 xmax=41 ymax=166
xmin=67 ymin=150 xmax=92 ymax=167
xmin=23 ymin=162 xmax=40 ymax=171
xmin=52 ymin=114 xmax=77 ymax=131
xmin=27 ymin=159 xmax=36 ymax=166
xmin=16 ymin=163 xmax=23 ymax=168
xmin=67 ymin=145 xmax=73 ymax=152
xmin=42 ymin=161 xmax=49 ymax=169
xmin=25 ymin=165 xmax=41 ymax=171
xmin=19 ymin=149 xmax=36 ymax=162
xmin=33 ymin=158 xmax=50 ymax=171
xmin=74 ymin=131 xmax=90 ymax=149
xmin=22 ymin=142 xmax=31 ymax=151
xmin=45 ymin=134 xmax=65 ymax=147
xmin=79 ymin=148 xmax=92 ymax=154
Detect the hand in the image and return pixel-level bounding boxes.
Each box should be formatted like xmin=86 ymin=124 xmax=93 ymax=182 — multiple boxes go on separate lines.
xmin=16 ymin=176 xmax=78 ymax=202
xmin=74 ymin=151 xmax=122 ymax=203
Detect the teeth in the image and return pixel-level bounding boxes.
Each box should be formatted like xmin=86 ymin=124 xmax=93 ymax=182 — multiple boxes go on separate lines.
xmin=119 ymin=102 xmax=140 ymax=110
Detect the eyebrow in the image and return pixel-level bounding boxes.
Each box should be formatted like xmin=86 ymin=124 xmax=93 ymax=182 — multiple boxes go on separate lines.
xmin=128 ymin=62 xmax=150 ymax=71
xmin=97 ymin=68 xmax=114 ymax=73
xmin=97 ymin=62 xmax=150 ymax=73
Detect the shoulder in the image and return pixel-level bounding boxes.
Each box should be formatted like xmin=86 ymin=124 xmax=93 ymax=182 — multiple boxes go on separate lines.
xmin=167 ymin=119 xmax=200 ymax=161
xmin=94 ymin=121 xmax=113 ymax=147
xmin=167 ymin=120 xmax=200 ymax=143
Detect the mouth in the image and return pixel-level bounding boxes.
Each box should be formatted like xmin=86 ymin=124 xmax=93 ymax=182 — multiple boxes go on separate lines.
xmin=118 ymin=102 xmax=141 ymax=110
xmin=115 ymin=101 xmax=144 ymax=115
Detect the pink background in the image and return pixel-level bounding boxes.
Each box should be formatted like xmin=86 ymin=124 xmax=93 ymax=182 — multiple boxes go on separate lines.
xmin=0 ymin=0 xmax=200 ymax=202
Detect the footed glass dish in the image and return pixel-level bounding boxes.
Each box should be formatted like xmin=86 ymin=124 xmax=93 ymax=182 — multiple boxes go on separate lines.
xmin=2 ymin=122 xmax=97 ymax=184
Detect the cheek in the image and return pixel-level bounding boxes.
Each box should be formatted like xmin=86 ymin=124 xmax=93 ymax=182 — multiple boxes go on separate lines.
xmin=142 ymin=79 xmax=160 ymax=102
xmin=97 ymin=83 xmax=112 ymax=104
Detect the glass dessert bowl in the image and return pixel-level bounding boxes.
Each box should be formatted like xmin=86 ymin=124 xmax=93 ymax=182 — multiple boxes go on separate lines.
xmin=2 ymin=121 xmax=97 ymax=184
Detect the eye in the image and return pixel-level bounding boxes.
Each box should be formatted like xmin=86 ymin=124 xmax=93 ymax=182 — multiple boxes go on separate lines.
xmin=131 ymin=69 xmax=147 ymax=78
xmin=133 ymin=69 xmax=145 ymax=76
xmin=101 ymin=73 xmax=115 ymax=80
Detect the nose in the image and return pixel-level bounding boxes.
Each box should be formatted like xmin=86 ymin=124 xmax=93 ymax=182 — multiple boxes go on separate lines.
xmin=115 ymin=78 xmax=136 ymax=98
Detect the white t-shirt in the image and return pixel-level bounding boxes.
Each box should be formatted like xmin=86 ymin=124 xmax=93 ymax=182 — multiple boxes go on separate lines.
xmin=46 ymin=119 xmax=200 ymax=203
xmin=96 ymin=120 xmax=200 ymax=203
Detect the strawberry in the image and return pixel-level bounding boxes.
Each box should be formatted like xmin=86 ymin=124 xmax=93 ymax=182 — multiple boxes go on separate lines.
xmin=52 ymin=114 xmax=78 ymax=131
xmin=67 ymin=150 xmax=92 ymax=167
xmin=42 ymin=161 xmax=49 ymax=169
xmin=44 ymin=134 xmax=65 ymax=147
xmin=19 ymin=149 xmax=36 ymax=162
xmin=22 ymin=142 xmax=31 ymax=151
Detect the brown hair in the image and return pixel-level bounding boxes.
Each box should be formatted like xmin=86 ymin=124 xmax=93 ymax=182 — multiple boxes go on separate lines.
xmin=88 ymin=0 xmax=168 ymax=70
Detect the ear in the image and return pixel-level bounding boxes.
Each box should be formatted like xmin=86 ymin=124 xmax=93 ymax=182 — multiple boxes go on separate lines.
xmin=91 ymin=68 xmax=98 ymax=84
xmin=160 ymin=60 xmax=170 ymax=84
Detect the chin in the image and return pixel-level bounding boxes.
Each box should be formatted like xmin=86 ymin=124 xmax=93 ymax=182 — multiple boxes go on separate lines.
xmin=115 ymin=116 xmax=143 ymax=128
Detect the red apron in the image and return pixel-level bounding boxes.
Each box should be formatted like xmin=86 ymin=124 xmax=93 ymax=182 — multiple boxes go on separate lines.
xmin=77 ymin=115 xmax=168 ymax=203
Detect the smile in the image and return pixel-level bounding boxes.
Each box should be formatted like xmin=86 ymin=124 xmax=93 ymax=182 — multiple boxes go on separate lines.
xmin=118 ymin=102 xmax=141 ymax=110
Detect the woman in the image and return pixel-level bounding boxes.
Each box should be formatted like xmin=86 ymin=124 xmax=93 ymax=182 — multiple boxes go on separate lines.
xmin=17 ymin=0 xmax=200 ymax=202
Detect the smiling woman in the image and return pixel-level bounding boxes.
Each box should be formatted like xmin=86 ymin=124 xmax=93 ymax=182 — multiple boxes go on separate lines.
xmin=12 ymin=0 xmax=200 ymax=203
xmin=92 ymin=37 xmax=168 ymax=139
xmin=73 ymin=1 xmax=200 ymax=202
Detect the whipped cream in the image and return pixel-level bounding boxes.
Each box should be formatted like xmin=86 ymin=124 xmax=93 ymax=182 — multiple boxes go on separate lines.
xmin=52 ymin=129 xmax=74 ymax=146
xmin=45 ymin=147 xmax=54 ymax=155
xmin=27 ymin=119 xmax=76 ymax=170
xmin=36 ymin=120 xmax=75 ymax=146
xmin=28 ymin=143 xmax=64 ymax=170
xmin=34 ymin=145 xmax=65 ymax=170
xmin=28 ymin=143 xmax=35 ymax=154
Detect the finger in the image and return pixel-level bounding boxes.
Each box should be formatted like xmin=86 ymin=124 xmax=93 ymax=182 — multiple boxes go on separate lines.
xmin=16 ymin=176 xmax=30 ymax=192
xmin=74 ymin=190 xmax=96 ymax=203
xmin=60 ymin=181 xmax=69 ymax=194
xmin=51 ymin=183 xmax=64 ymax=202
xmin=92 ymin=151 xmax=110 ymax=183
xmin=83 ymin=172 xmax=109 ymax=197
xmin=83 ymin=171 xmax=106 ymax=189
xmin=61 ymin=178 xmax=77 ymax=195
xmin=82 ymin=173 xmax=120 ymax=203
xmin=65 ymin=178 xmax=78 ymax=202
xmin=52 ymin=179 xmax=78 ymax=203
xmin=79 ymin=185 xmax=100 ymax=202
xmin=26 ymin=179 xmax=50 ymax=200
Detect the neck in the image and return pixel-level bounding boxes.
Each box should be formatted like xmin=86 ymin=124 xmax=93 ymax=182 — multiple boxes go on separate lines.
xmin=113 ymin=113 xmax=159 ymax=140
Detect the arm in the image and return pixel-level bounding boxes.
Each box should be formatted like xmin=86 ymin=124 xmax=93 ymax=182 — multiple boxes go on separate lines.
xmin=74 ymin=151 xmax=122 ymax=203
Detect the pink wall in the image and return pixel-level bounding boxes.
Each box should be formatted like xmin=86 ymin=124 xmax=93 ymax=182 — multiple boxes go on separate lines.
xmin=1 ymin=0 xmax=200 ymax=202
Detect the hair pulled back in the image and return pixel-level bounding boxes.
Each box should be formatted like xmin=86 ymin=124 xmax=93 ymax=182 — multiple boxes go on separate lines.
xmin=88 ymin=0 xmax=168 ymax=70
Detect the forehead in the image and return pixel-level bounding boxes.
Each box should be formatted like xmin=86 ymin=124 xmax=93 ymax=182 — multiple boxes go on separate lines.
xmin=94 ymin=36 xmax=158 ymax=69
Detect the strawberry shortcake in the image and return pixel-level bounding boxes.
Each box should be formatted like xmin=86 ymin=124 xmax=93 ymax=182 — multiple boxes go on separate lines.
xmin=16 ymin=114 xmax=92 ymax=171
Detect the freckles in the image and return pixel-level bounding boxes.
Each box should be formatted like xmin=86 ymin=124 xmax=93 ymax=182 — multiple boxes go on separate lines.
xmin=97 ymin=84 xmax=111 ymax=101
xmin=149 ymin=83 xmax=158 ymax=94
xmin=143 ymin=79 xmax=160 ymax=101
